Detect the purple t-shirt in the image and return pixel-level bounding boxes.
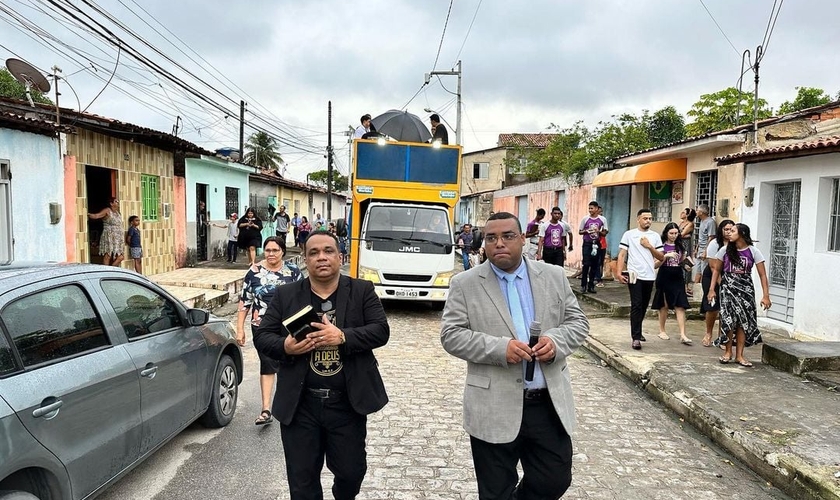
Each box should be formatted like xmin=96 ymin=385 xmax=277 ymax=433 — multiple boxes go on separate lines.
xmin=540 ymin=222 xmax=565 ymax=248
xmin=662 ymin=243 xmax=683 ymax=267
xmin=579 ymin=216 xmax=607 ymax=242
xmin=714 ymin=245 xmax=765 ymax=274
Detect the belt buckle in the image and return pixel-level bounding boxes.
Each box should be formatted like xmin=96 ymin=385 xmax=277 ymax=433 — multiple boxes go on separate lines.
xmin=309 ymin=388 xmax=331 ymax=399
xmin=524 ymin=389 xmax=546 ymax=401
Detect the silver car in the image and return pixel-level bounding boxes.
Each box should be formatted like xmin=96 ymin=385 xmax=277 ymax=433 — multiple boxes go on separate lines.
xmin=0 ymin=264 xmax=242 ymax=499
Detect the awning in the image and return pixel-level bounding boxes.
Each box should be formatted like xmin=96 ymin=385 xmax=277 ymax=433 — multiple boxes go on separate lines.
xmin=592 ymin=158 xmax=687 ymax=187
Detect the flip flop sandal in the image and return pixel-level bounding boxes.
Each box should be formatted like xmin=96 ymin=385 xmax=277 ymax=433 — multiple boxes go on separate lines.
xmin=737 ymin=360 xmax=754 ymax=367
xmin=681 ymin=337 xmax=693 ymax=345
xmin=658 ymin=332 xmax=670 ymax=340
xmin=255 ymin=409 xmax=273 ymax=425
xmin=702 ymin=335 xmax=712 ymax=347
xmin=718 ymin=356 xmax=731 ymax=364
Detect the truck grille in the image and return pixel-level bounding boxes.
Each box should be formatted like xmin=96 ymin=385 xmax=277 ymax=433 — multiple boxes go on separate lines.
xmin=383 ymin=273 xmax=432 ymax=282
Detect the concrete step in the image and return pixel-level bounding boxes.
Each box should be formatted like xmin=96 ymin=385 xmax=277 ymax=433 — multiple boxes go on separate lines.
xmin=572 ymin=288 xmax=704 ymax=320
xmin=159 ymin=285 xmax=207 ymax=309
xmin=203 ymin=288 xmax=232 ymax=311
xmin=762 ymin=341 xmax=840 ymax=375
xmin=804 ymin=371 xmax=840 ymax=391
xmin=150 ymin=268 xmax=245 ymax=302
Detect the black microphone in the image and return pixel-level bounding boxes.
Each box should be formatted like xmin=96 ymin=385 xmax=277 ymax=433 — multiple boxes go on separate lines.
xmin=525 ymin=320 xmax=541 ymax=382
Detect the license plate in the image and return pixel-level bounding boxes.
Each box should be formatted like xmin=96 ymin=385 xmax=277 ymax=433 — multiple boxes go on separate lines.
xmin=395 ymin=289 xmax=419 ymax=298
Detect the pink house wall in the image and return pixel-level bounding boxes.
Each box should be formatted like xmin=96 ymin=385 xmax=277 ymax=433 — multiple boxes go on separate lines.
xmin=174 ymin=176 xmax=187 ymax=268
xmin=493 ymin=196 xmax=516 ymax=215
xmin=63 ymin=155 xmax=77 ymax=262
xmin=562 ymin=184 xmax=594 ymax=270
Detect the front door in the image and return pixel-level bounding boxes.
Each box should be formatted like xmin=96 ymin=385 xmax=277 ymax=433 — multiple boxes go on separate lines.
xmin=196 ymin=184 xmax=208 ymax=261
xmin=767 ymin=182 xmax=801 ymax=324
xmin=85 ymin=165 xmax=118 ymax=264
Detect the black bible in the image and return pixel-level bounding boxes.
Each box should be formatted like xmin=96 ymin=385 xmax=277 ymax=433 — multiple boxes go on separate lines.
xmin=282 ymin=305 xmax=322 ymax=342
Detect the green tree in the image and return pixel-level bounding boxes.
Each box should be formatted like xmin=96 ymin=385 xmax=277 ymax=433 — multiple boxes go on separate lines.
xmin=685 ymin=87 xmax=772 ymax=136
xmin=244 ymin=131 xmax=283 ymax=171
xmin=778 ymin=86 xmax=832 ymax=114
xmin=307 ymin=169 xmax=349 ymax=192
xmin=0 ymin=68 xmax=52 ymax=104
xmin=647 ymin=106 xmax=686 ymax=146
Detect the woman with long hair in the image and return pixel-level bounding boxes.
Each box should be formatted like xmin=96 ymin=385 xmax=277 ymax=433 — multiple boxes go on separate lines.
xmin=237 ymin=207 xmax=263 ymax=266
xmin=699 ymin=219 xmax=735 ymax=347
xmin=297 ymin=216 xmax=312 ymax=247
xmin=651 ymin=222 xmax=692 ymax=344
xmin=707 ymin=223 xmax=771 ymax=367
xmin=237 ymin=237 xmax=302 ymax=425
xmin=88 ymin=197 xmax=125 ymax=267
xmin=679 ymin=208 xmax=697 ymax=296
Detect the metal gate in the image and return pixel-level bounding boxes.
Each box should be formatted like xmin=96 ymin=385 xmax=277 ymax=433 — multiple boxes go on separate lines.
xmin=767 ymin=182 xmax=800 ymax=324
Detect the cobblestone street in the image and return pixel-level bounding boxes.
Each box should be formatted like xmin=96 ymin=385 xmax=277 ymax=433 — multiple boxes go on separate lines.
xmin=361 ymin=303 xmax=788 ymax=499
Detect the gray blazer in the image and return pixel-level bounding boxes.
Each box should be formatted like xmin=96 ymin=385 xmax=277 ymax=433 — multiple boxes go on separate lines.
xmin=440 ymin=259 xmax=589 ymax=444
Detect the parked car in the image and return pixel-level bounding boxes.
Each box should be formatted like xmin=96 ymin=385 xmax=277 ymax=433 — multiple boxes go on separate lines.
xmin=0 ymin=264 xmax=243 ymax=500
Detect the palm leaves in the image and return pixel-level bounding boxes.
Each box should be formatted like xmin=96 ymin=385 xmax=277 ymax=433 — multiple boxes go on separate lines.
xmin=244 ymin=131 xmax=283 ymax=171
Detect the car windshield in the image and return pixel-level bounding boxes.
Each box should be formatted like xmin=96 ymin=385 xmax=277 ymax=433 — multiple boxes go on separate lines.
xmin=364 ymin=207 xmax=452 ymax=244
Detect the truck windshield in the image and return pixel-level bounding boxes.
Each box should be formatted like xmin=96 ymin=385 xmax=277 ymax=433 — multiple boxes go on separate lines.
xmin=364 ymin=207 xmax=452 ymax=244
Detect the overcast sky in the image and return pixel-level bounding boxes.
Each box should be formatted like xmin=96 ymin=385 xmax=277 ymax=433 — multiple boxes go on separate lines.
xmin=2 ymin=0 xmax=839 ymax=181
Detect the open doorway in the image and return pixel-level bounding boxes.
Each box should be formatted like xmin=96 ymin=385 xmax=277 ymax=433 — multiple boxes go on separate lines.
xmin=85 ymin=165 xmax=117 ymax=264
xmin=196 ymin=183 xmax=208 ymax=261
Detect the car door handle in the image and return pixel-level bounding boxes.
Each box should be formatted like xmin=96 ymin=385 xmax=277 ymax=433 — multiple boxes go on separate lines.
xmin=140 ymin=365 xmax=158 ymax=378
xmin=33 ymin=400 xmax=63 ymax=418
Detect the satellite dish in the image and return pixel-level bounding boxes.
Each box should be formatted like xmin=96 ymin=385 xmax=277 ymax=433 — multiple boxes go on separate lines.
xmin=5 ymin=58 xmax=50 ymax=107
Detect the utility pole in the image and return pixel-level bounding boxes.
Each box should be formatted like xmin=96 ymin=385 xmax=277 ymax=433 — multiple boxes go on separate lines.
xmin=327 ymin=100 xmax=333 ymax=220
xmin=425 ymin=60 xmax=462 ymax=146
xmin=239 ymin=100 xmax=245 ymax=161
xmin=51 ymin=66 xmax=61 ymax=158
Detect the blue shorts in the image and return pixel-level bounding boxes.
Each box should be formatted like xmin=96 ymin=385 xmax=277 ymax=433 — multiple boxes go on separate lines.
xmin=129 ymin=247 xmax=143 ymax=259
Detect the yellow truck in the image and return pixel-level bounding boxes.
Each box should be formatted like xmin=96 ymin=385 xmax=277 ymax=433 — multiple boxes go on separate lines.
xmin=348 ymin=139 xmax=461 ymax=309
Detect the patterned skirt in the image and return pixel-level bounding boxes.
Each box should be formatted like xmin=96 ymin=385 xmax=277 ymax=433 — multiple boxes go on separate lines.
xmin=714 ymin=272 xmax=762 ymax=347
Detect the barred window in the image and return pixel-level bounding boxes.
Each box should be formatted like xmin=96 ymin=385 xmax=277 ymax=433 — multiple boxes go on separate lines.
xmin=830 ymin=178 xmax=840 ymax=252
xmin=650 ymin=198 xmax=671 ymax=223
xmin=141 ymin=175 xmax=159 ymax=221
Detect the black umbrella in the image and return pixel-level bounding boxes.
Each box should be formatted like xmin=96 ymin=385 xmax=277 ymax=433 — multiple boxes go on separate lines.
xmin=371 ymin=109 xmax=432 ymax=143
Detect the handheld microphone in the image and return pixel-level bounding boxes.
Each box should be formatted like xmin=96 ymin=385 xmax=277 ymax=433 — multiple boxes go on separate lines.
xmin=525 ymin=320 xmax=541 ymax=382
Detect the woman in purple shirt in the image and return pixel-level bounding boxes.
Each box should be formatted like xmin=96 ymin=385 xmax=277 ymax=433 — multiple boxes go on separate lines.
xmin=651 ymin=222 xmax=692 ymax=344
xmin=707 ymin=223 xmax=771 ymax=367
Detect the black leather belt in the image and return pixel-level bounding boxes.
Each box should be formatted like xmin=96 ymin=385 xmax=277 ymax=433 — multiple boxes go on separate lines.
xmin=523 ymin=388 xmax=549 ymax=401
xmin=307 ymin=388 xmax=343 ymax=399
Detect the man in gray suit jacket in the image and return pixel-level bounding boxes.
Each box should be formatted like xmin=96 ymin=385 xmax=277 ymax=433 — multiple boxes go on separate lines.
xmin=441 ymin=212 xmax=589 ymax=499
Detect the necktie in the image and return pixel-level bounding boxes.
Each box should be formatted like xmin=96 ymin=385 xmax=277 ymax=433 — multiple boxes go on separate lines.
xmin=503 ymin=274 xmax=528 ymax=343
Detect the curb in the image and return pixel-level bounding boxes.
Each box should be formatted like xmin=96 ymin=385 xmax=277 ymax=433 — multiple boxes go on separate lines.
xmin=582 ymin=336 xmax=840 ymax=500
xmin=574 ymin=289 xmax=704 ymax=320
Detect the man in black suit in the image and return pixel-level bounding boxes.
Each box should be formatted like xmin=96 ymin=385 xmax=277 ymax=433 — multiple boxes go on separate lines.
xmin=255 ymin=231 xmax=390 ymax=500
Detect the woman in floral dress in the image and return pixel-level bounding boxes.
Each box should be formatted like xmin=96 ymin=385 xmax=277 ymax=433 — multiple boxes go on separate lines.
xmin=88 ymin=197 xmax=125 ymax=267
xmin=236 ymin=236 xmax=302 ymax=424
xmin=707 ymin=223 xmax=771 ymax=367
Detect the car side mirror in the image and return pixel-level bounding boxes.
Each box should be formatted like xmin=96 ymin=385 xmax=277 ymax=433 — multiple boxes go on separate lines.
xmin=186 ymin=308 xmax=210 ymax=326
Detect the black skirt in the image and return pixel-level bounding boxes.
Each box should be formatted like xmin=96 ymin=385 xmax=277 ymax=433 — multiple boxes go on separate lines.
xmin=699 ymin=264 xmax=720 ymax=313
xmin=651 ymin=265 xmax=691 ymax=310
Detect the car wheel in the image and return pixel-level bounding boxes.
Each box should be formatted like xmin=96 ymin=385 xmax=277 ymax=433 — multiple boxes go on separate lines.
xmin=0 ymin=491 xmax=40 ymax=500
xmin=430 ymin=301 xmax=445 ymax=311
xmin=199 ymin=354 xmax=238 ymax=428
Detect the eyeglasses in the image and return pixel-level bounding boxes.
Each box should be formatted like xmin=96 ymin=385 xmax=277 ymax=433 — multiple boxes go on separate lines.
xmin=484 ymin=232 xmax=520 ymax=244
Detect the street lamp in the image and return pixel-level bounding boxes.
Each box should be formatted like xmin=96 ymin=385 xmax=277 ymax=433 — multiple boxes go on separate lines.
xmin=424 ymin=60 xmax=462 ymax=146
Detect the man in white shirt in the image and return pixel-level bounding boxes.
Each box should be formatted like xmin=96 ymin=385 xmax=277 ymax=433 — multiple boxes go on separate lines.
xmin=353 ymin=114 xmax=372 ymax=139
xmin=615 ymin=208 xmax=665 ymax=350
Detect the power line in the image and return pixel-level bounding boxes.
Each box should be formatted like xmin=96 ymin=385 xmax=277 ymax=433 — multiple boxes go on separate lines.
xmin=697 ymin=0 xmax=740 ymax=57
xmin=431 ymin=0 xmax=454 ymax=72
xmin=453 ymin=0 xmax=482 ymax=64
xmin=758 ymin=0 xmax=784 ymax=62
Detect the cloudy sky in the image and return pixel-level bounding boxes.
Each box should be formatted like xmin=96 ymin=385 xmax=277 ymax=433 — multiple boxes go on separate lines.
xmin=2 ymin=0 xmax=838 ymax=181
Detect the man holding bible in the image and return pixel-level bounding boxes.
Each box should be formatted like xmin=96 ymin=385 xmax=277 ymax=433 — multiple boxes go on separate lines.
xmin=441 ymin=212 xmax=589 ymax=499
xmin=255 ymin=231 xmax=390 ymax=500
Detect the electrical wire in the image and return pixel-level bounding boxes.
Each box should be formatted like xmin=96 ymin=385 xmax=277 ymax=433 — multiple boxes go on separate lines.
xmin=81 ymin=43 xmax=119 ymax=112
xmin=453 ymin=0 xmax=482 ymax=64
xmin=431 ymin=0 xmax=454 ymax=72
xmin=697 ymin=0 xmax=740 ymax=57
xmin=758 ymin=0 xmax=784 ymax=62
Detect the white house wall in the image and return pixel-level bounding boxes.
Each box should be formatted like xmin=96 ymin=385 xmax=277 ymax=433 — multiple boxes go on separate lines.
xmin=741 ymin=153 xmax=840 ymax=341
xmin=0 ymin=128 xmax=65 ymax=262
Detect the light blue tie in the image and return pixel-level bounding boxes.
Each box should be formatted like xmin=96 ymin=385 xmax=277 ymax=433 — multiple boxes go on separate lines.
xmin=503 ymin=274 xmax=528 ymax=343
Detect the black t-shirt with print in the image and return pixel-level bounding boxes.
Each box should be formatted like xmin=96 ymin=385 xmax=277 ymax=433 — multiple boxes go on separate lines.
xmin=304 ymin=291 xmax=346 ymax=391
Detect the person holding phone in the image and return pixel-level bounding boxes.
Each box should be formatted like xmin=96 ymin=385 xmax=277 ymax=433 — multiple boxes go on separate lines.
xmin=707 ymin=223 xmax=771 ymax=367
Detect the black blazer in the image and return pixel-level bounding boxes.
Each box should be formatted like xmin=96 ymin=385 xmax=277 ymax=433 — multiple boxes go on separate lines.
xmin=254 ymin=275 xmax=390 ymax=425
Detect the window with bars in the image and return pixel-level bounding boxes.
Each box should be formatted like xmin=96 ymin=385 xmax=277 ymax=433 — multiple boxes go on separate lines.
xmin=473 ymin=162 xmax=489 ymax=179
xmin=225 ymin=187 xmax=239 ymax=217
xmin=141 ymin=175 xmax=159 ymax=221
xmin=694 ymin=171 xmax=718 ymax=216
xmin=830 ymin=178 xmax=840 ymax=252
xmin=650 ymin=199 xmax=671 ymax=222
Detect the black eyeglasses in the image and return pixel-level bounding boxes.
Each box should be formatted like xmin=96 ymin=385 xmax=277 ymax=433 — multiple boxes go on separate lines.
xmin=485 ymin=233 xmax=520 ymax=244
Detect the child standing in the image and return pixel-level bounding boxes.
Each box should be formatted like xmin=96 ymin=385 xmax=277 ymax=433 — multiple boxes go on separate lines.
xmin=215 ymin=213 xmax=240 ymax=263
xmin=126 ymin=215 xmax=142 ymax=274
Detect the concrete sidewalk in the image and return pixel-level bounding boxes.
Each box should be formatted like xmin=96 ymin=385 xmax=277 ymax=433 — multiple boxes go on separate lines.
xmin=575 ymin=278 xmax=840 ymax=500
